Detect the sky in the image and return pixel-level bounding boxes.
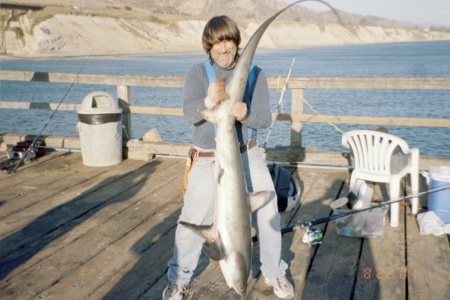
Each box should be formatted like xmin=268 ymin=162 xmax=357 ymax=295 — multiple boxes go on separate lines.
xmin=287 ymin=0 xmax=450 ymax=28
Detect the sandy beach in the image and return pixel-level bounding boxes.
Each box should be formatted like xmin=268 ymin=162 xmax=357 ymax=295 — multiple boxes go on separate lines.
xmin=2 ymin=12 xmax=450 ymax=58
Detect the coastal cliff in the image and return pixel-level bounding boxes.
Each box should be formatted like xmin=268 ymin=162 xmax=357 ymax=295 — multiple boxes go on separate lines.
xmin=2 ymin=7 xmax=450 ymax=58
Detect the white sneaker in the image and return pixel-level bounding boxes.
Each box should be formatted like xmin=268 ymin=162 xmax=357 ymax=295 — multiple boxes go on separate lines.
xmin=264 ymin=275 xmax=295 ymax=299
xmin=162 ymin=282 xmax=189 ymax=300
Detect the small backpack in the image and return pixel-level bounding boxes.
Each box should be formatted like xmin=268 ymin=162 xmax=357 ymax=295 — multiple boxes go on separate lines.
xmin=269 ymin=163 xmax=301 ymax=212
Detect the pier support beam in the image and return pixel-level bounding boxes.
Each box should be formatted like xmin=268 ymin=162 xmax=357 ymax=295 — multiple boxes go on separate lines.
xmin=291 ymin=88 xmax=304 ymax=148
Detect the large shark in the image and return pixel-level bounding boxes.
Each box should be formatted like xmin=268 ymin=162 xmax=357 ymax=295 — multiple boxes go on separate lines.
xmin=179 ymin=0 xmax=339 ymax=297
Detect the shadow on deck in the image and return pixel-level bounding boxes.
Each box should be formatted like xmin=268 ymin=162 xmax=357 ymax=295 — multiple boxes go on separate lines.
xmin=0 ymin=151 xmax=448 ymax=299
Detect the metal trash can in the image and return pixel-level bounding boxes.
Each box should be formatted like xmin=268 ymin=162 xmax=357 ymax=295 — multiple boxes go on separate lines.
xmin=77 ymin=91 xmax=122 ymax=167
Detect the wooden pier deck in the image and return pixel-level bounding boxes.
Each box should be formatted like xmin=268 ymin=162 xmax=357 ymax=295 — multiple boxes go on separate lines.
xmin=0 ymin=150 xmax=449 ymax=300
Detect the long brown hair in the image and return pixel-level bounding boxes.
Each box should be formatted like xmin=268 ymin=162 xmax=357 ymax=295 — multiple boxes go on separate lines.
xmin=202 ymin=16 xmax=241 ymax=63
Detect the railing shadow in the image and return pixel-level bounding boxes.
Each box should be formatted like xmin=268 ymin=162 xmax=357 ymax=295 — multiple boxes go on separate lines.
xmin=0 ymin=157 xmax=159 ymax=285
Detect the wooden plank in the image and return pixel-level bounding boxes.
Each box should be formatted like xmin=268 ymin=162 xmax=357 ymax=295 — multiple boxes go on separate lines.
xmin=0 ymin=153 xmax=83 ymax=196
xmin=298 ymin=172 xmax=361 ymax=300
xmin=265 ymin=147 xmax=350 ymax=166
xmin=2 ymin=71 xmax=449 ymax=89
xmin=291 ymin=168 xmax=347 ymax=298
xmin=293 ymin=170 xmax=354 ymax=300
xmin=0 ymin=151 xmax=70 ymax=190
xmin=419 ymin=156 xmax=450 ymax=172
xmin=290 ymin=88 xmax=304 ymax=148
xmin=130 ymin=106 xmax=184 ymax=116
xmin=279 ymin=77 xmax=450 ymax=90
xmin=3 ymin=101 xmax=450 ymax=128
xmin=247 ymin=167 xmax=321 ymax=299
xmin=0 ymin=155 xmax=147 ymax=238
xmin=407 ymin=232 xmax=450 ymax=300
xmin=406 ymin=176 xmax=450 ymax=300
xmin=248 ymin=168 xmax=347 ymax=299
xmin=86 ymin=161 xmax=185 ymax=300
xmin=0 ymin=158 xmax=163 ymax=280
xmin=296 ymin=114 xmax=450 ymax=128
xmin=37 ymin=161 xmax=185 ymax=299
xmin=0 ymin=101 xmax=80 ymax=111
xmin=127 ymin=140 xmax=192 ymax=156
xmin=0 ymin=157 xmax=185 ymax=299
xmin=353 ymin=182 xmax=407 ymax=300
xmin=0 ymin=71 xmax=185 ymax=87
xmin=0 ymin=151 xmax=80 ymax=197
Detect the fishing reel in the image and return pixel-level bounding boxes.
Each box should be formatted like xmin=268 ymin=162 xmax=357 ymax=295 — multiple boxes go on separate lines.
xmin=301 ymin=226 xmax=323 ymax=247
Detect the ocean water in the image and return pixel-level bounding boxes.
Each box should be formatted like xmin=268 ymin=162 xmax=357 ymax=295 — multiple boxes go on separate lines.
xmin=1 ymin=40 xmax=449 ymax=156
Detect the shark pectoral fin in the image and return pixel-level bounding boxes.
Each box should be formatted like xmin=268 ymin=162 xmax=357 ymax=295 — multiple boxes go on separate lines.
xmin=249 ymin=190 xmax=272 ymax=212
xmin=178 ymin=221 xmax=226 ymax=260
xmin=178 ymin=221 xmax=216 ymax=241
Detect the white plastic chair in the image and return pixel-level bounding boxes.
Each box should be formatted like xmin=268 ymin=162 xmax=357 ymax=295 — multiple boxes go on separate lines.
xmin=342 ymin=130 xmax=419 ymax=227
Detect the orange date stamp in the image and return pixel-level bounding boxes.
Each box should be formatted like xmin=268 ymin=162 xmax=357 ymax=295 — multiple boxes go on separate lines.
xmin=362 ymin=267 xmax=416 ymax=280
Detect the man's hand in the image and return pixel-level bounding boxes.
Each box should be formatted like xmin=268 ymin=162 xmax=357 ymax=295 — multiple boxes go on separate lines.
xmin=229 ymin=102 xmax=247 ymax=122
xmin=207 ymin=74 xmax=229 ymax=105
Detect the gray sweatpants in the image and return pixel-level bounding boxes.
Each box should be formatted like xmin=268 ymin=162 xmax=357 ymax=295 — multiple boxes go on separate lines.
xmin=167 ymin=145 xmax=287 ymax=284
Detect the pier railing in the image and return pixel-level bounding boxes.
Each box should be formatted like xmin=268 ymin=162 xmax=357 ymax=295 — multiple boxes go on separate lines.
xmin=1 ymin=70 xmax=450 ymax=152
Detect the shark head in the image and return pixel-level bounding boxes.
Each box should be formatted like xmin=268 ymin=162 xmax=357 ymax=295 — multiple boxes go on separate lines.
xmin=220 ymin=251 xmax=250 ymax=296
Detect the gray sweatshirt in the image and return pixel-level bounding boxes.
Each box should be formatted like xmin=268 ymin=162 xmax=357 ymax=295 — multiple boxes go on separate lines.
xmin=183 ymin=61 xmax=271 ymax=149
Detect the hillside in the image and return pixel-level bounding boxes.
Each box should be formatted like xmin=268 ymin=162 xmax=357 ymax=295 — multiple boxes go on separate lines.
xmin=1 ymin=0 xmax=450 ymax=58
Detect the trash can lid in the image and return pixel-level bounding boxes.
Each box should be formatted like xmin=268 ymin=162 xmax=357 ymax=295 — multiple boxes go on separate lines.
xmin=78 ymin=91 xmax=122 ymax=114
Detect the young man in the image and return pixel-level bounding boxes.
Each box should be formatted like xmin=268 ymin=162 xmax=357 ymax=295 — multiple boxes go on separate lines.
xmin=163 ymin=16 xmax=294 ymax=300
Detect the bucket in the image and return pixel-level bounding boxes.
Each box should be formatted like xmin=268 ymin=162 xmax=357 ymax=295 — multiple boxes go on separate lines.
xmin=428 ymin=166 xmax=450 ymax=223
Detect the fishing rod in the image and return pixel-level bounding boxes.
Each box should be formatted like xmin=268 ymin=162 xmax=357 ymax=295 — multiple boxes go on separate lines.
xmin=9 ymin=52 xmax=93 ymax=174
xmin=252 ymin=183 xmax=450 ymax=245
xmin=263 ymin=57 xmax=296 ymax=150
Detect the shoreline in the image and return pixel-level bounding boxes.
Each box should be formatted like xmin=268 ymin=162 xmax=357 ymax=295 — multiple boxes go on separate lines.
xmin=2 ymin=39 xmax=449 ymax=61
xmin=3 ymin=6 xmax=450 ymax=60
